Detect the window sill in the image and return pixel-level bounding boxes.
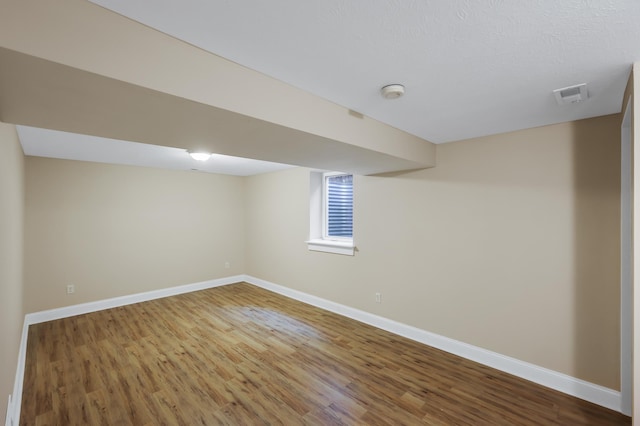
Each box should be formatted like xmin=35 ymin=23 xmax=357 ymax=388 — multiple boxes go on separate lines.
xmin=306 ymin=239 xmax=355 ymax=256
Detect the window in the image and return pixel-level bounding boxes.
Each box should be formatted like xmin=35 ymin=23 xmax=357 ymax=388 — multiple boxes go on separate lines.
xmin=324 ymin=173 xmax=353 ymax=240
xmin=307 ymin=171 xmax=355 ymax=255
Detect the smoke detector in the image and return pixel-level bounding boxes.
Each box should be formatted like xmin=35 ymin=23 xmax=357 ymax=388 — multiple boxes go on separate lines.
xmin=553 ymin=83 xmax=588 ymax=105
xmin=381 ymin=84 xmax=405 ymax=99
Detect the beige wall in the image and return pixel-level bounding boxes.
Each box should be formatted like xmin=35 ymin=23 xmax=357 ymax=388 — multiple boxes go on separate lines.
xmin=0 ymin=122 xmax=24 ymax=420
xmin=18 ymin=113 xmax=623 ymax=394
xmin=24 ymin=158 xmax=245 ymax=313
xmin=245 ymin=114 xmax=621 ymax=389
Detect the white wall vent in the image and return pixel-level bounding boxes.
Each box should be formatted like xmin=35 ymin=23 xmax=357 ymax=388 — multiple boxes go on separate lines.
xmin=553 ymin=83 xmax=588 ymax=105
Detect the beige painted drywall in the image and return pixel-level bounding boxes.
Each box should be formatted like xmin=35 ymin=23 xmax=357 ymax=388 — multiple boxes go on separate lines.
xmin=245 ymin=114 xmax=621 ymax=389
xmin=24 ymin=158 xmax=245 ymax=313
xmin=0 ymin=122 xmax=24 ymax=421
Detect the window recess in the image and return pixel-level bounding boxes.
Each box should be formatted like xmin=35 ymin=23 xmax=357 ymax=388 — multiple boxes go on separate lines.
xmin=307 ymin=171 xmax=355 ymax=256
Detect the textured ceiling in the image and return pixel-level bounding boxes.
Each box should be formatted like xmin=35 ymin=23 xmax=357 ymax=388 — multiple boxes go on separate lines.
xmin=88 ymin=0 xmax=640 ymax=143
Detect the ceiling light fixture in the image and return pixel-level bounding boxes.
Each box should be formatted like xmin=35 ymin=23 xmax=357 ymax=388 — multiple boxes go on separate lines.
xmin=380 ymin=84 xmax=405 ymax=99
xmin=188 ymin=152 xmax=212 ymax=161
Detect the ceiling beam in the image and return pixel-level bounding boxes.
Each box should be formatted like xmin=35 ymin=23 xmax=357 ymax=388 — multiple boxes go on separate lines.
xmin=0 ymin=0 xmax=436 ymax=175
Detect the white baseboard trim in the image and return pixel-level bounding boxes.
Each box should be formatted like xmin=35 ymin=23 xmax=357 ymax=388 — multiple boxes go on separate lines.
xmin=242 ymin=275 xmax=622 ymax=413
xmin=5 ymin=316 xmax=29 ymax=426
xmin=26 ymin=276 xmax=243 ymax=324
xmin=6 ymin=275 xmax=243 ymax=426
xmin=7 ymin=274 xmax=623 ymax=425
xmin=4 ymin=395 xmax=11 ymax=426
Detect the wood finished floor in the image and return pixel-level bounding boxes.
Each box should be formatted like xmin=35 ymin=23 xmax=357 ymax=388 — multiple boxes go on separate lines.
xmin=21 ymin=282 xmax=630 ymax=425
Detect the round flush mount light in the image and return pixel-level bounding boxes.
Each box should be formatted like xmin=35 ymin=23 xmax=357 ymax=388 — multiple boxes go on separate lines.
xmin=380 ymin=84 xmax=405 ymax=99
xmin=189 ymin=152 xmax=212 ymax=161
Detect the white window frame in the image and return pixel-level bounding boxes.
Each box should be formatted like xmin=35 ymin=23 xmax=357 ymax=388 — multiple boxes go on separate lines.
xmin=307 ymin=171 xmax=355 ymax=256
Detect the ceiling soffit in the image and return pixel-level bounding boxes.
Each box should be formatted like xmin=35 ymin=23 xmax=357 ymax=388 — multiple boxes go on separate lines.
xmin=0 ymin=0 xmax=436 ymax=175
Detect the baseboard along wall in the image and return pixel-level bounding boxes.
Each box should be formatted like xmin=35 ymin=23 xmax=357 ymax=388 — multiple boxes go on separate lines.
xmin=243 ymin=276 xmax=622 ymax=414
xmin=5 ymin=275 xmax=622 ymax=425
xmin=6 ymin=275 xmax=242 ymax=426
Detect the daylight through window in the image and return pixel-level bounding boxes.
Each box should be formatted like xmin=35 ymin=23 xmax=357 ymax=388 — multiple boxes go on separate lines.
xmin=324 ymin=173 xmax=353 ymax=239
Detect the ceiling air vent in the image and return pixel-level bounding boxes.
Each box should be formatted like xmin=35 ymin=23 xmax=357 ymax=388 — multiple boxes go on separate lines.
xmin=553 ymin=83 xmax=588 ymax=105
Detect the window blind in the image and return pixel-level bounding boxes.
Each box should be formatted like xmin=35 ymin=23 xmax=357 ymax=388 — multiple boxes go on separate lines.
xmin=326 ymin=174 xmax=353 ymax=238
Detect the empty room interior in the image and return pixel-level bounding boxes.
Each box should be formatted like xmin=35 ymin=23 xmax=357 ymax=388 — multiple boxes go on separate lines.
xmin=1 ymin=0 xmax=640 ymax=424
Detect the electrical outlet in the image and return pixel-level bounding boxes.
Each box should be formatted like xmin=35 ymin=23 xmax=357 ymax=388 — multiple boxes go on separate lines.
xmin=66 ymin=284 xmax=75 ymax=294
xmin=225 ymin=261 xmax=230 ymax=269
xmin=375 ymin=292 xmax=381 ymax=303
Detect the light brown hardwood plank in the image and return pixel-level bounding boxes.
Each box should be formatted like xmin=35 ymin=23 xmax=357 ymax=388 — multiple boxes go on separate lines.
xmin=21 ymin=282 xmax=630 ymax=425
